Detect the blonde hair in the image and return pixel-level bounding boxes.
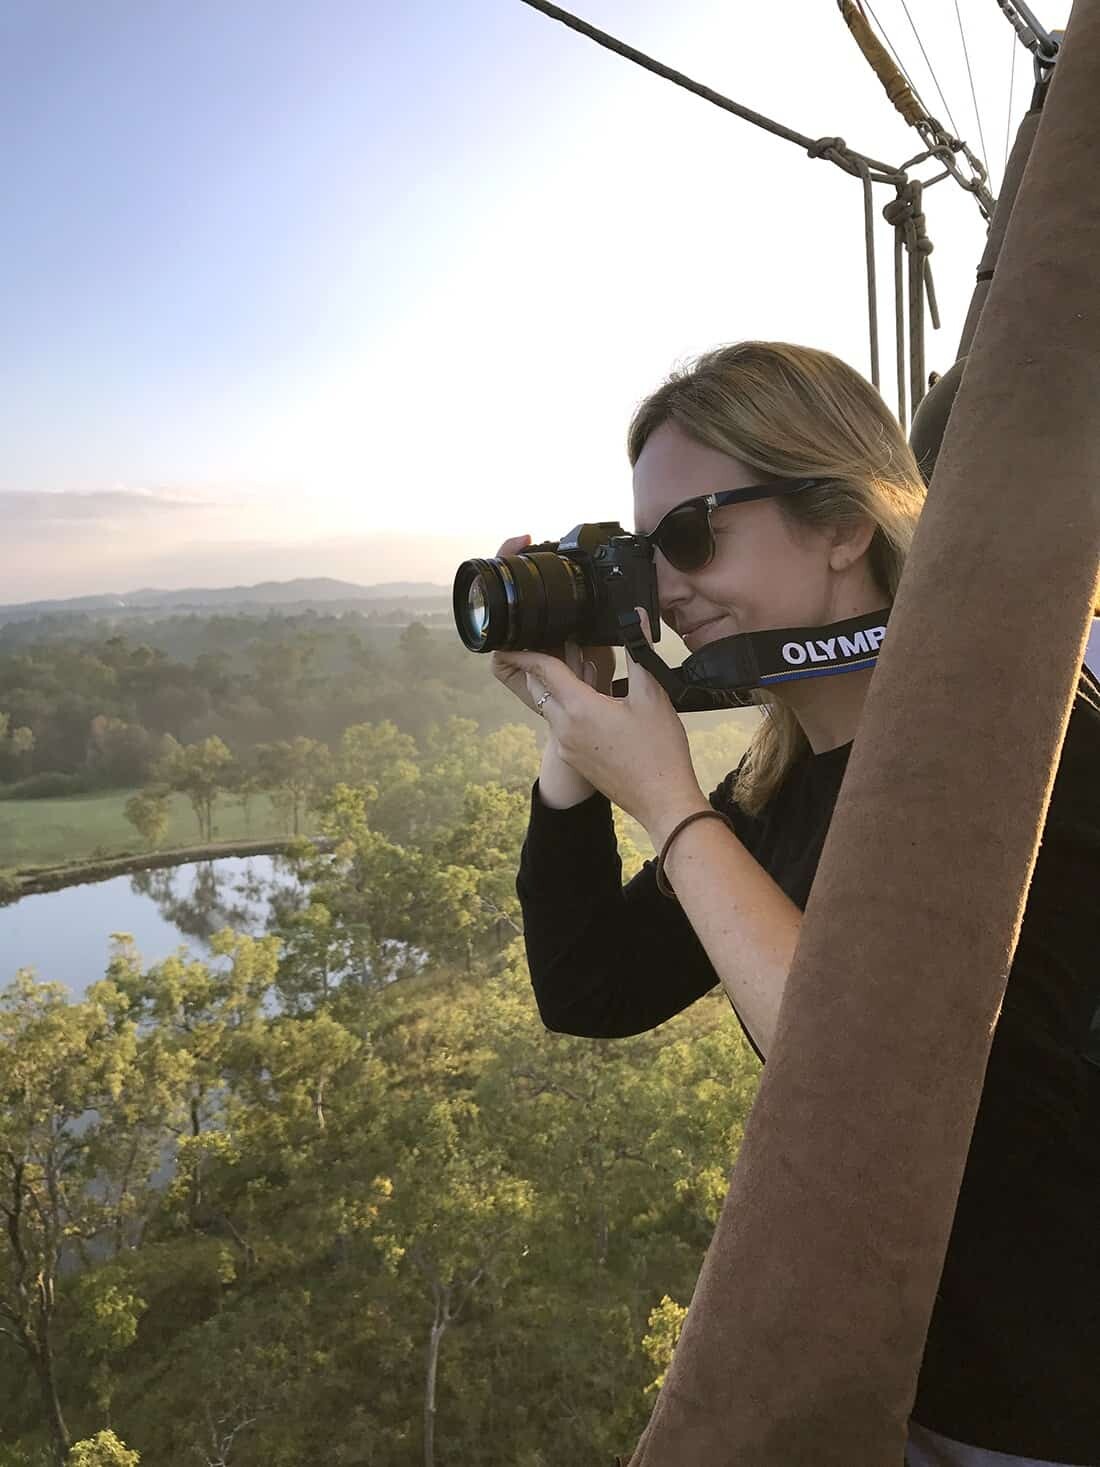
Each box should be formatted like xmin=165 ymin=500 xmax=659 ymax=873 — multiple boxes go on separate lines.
xmin=627 ymin=341 xmax=927 ymax=817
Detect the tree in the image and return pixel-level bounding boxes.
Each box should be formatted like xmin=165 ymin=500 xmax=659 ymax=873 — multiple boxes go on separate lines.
xmin=0 ymin=971 xmax=141 ymax=1466
xmin=151 ymin=737 xmax=235 ymax=844
xmin=86 ymin=716 xmax=157 ymax=789
xmin=641 ymin=1295 xmax=689 ymax=1399
xmin=0 ymin=711 xmax=36 ymax=782
xmin=104 ymin=931 xmax=280 ymax=1234
xmin=123 ymin=792 xmax=170 ymax=852
xmin=67 ymin=1431 xmax=140 ymax=1466
xmin=479 ymin=723 xmax=540 ymax=792
xmin=335 ymin=721 xmax=423 ymax=843
xmin=372 ymin=1092 xmax=535 ymax=1467
xmin=70 ymin=1273 xmax=148 ymax=1424
xmin=9 ymin=725 xmax=35 ymax=779
xmin=423 ymin=783 xmax=530 ymax=966
xmin=336 ymin=720 xmax=416 ymax=789
xmin=228 ymin=769 xmax=263 ymax=836
xmin=253 ymin=738 xmax=331 ymax=836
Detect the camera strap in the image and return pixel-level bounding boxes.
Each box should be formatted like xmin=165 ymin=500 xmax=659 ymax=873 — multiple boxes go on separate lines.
xmin=611 ymin=607 xmax=892 ymax=714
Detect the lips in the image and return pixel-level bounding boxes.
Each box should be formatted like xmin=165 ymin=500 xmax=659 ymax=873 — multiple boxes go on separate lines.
xmin=681 ymin=615 xmax=723 ymax=639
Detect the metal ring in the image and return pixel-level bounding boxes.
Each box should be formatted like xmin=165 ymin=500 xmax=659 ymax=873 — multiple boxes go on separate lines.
xmin=535 ymin=689 xmax=552 ymax=714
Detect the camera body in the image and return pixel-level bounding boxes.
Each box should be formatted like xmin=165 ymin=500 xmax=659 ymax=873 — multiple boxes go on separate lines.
xmin=453 ymin=521 xmax=661 ymax=653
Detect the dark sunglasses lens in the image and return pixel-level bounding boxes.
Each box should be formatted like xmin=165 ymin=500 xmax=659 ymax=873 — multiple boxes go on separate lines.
xmin=656 ymin=505 xmax=712 ymax=570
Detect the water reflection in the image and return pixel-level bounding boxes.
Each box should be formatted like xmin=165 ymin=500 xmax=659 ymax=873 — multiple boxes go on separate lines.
xmin=0 ymin=855 xmax=305 ymax=997
xmin=0 ymin=849 xmax=432 ymax=1001
xmin=126 ymin=855 xmax=310 ymax=945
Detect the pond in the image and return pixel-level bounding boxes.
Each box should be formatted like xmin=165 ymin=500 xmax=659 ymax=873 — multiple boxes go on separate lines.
xmin=3 ymin=630 xmax=1097 ymax=1000
xmin=0 ymin=855 xmax=305 ymax=998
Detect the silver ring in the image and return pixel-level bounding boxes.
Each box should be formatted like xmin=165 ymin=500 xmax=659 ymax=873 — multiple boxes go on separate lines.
xmin=535 ymin=689 xmax=553 ymax=714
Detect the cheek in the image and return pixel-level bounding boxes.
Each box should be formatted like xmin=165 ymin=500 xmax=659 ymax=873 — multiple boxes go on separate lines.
xmin=697 ymin=542 xmax=752 ymax=605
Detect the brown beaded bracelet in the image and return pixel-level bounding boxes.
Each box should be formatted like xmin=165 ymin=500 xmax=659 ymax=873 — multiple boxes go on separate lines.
xmin=655 ymin=807 xmax=737 ymax=898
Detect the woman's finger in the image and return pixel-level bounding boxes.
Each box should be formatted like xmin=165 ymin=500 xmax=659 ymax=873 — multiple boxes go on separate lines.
xmin=511 ymin=651 xmax=582 ymax=713
xmin=625 ymin=605 xmax=677 ymax=710
xmin=562 ymin=639 xmax=583 ymax=679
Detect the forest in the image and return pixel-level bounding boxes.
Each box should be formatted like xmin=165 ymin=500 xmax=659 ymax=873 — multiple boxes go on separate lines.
xmin=0 ymin=610 xmax=503 ymax=802
xmin=1 ymin=607 xmax=759 ymax=1464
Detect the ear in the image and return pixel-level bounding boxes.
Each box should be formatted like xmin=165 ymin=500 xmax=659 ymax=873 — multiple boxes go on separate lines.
xmin=828 ymin=516 xmax=878 ymax=573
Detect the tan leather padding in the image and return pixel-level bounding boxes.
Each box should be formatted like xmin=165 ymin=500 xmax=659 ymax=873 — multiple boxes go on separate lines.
xmin=625 ymin=1 xmax=1100 ymax=1461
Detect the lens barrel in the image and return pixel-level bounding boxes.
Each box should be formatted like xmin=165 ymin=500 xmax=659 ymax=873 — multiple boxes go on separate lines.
xmin=452 ymin=551 xmax=591 ymax=652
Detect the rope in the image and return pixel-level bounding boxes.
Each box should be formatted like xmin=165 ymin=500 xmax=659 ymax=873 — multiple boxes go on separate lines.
xmin=838 ymin=0 xmax=924 ymax=126
xmin=893 ymin=224 xmax=907 ymax=428
xmin=857 ymin=0 xmax=933 ymax=117
xmin=516 ymin=0 xmax=953 ymax=425
xmin=883 ymin=181 xmax=938 ymax=427
xmin=837 ymin=0 xmax=994 ymax=222
xmin=856 ymin=159 xmax=881 ymax=389
xmin=954 ymin=0 xmax=992 ymax=187
xmin=516 ymin=0 xmax=904 ymax=183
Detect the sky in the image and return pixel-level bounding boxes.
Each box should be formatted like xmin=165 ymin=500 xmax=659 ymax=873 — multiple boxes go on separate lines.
xmin=0 ymin=0 xmax=1073 ymax=602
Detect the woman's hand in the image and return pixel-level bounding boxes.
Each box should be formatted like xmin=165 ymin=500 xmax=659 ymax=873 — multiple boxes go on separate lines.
xmin=489 ymin=534 xmax=616 ymax=713
xmin=502 ymin=607 xmax=707 ymax=838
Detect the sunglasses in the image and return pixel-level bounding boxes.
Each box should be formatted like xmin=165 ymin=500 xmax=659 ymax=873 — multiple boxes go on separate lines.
xmin=640 ymin=478 xmax=833 ymax=573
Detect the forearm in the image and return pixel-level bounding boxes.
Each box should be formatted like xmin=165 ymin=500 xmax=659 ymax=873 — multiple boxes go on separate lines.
xmin=649 ymin=804 xmax=803 ymax=1059
xmin=537 ymin=735 xmax=598 ymax=809
xmin=518 ymin=780 xmax=725 ymax=1038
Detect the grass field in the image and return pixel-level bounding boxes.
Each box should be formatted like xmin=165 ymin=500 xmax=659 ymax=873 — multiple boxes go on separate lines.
xmin=0 ymin=789 xmax=292 ymax=872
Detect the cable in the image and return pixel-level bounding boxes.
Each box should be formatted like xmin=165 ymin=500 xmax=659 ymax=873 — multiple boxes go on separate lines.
xmin=1002 ymin=21 xmax=1017 ymax=185
xmin=517 ymin=0 xmax=946 ymax=422
xmin=840 ymin=0 xmax=995 ymax=221
xmin=897 ymin=0 xmax=962 ymax=137
xmin=954 ymin=0 xmax=991 ymax=187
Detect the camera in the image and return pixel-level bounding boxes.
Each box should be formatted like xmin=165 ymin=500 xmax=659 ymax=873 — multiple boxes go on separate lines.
xmin=452 ymin=522 xmax=661 ymax=653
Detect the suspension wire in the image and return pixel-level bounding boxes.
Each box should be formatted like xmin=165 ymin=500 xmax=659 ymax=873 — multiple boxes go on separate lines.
xmin=517 ymin=0 xmax=947 ymax=424
xmin=838 ymin=0 xmax=924 ymax=124
xmin=954 ymin=0 xmax=992 ymax=186
xmin=839 ymin=0 xmax=995 ymax=221
xmin=897 ymin=0 xmax=962 ymax=137
xmin=1003 ymin=22 xmax=1017 ymax=184
xmin=859 ymin=0 xmax=933 ymax=117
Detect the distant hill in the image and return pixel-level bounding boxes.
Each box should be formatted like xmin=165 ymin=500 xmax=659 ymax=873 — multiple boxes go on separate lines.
xmin=0 ymin=577 xmax=451 ymax=620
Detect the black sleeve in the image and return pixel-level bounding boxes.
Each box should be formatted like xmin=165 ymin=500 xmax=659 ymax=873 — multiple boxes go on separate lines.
xmin=966 ymin=667 xmax=1100 ymax=1174
xmin=515 ymin=766 xmax=766 ymax=1061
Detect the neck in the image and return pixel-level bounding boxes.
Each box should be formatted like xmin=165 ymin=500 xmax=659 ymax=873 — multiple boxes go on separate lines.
xmin=768 ymin=664 xmax=873 ymax=754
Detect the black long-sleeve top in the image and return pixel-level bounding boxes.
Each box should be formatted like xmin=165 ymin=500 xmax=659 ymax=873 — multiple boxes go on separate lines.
xmin=516 ymin=668 xmax=1100 ymax=1464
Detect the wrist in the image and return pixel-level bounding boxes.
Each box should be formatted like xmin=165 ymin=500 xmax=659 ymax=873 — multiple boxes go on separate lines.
xmin=645 ymin=791 xmax=711 ymax=850
xmin=539 ymin=737 xmax=597 ymax=810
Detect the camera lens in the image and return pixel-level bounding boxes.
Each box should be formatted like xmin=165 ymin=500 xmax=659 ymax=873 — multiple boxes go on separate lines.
xmin=466 ymin=577 xmax=489 ymax=640
xmin=452 ymin=551 xmax=591 ymax=651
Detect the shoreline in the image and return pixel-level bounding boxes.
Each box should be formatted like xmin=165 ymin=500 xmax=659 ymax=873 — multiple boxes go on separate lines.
xmin=7 ymin=835 xmax=337 ymax=902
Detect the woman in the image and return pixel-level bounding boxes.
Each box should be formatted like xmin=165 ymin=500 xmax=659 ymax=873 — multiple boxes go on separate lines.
xmin=492 ymin=342 xmax=1100 ymax=1467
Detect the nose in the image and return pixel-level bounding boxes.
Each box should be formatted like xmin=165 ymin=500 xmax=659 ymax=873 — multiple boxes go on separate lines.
xmin=653 ymin=548 xmax=695 ymax=623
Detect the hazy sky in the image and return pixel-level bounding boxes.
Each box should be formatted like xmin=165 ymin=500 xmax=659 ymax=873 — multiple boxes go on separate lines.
xmin=1 ymin=0 xmax=1070 ymax=601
